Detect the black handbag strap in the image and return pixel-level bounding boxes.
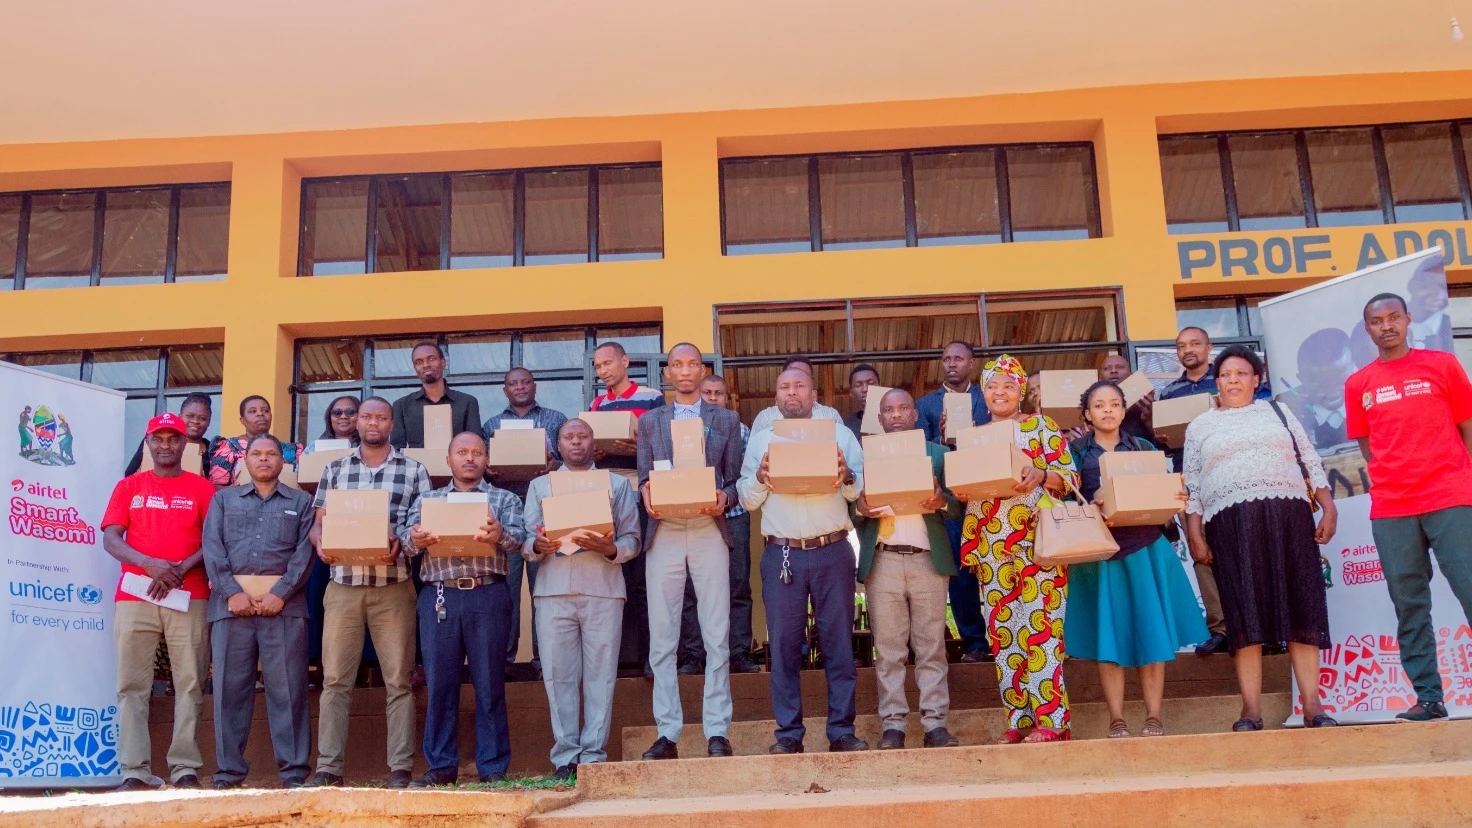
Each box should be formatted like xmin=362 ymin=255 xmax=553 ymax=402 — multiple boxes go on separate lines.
xmin=1268 ymin=400 xmax=1312 ymax=481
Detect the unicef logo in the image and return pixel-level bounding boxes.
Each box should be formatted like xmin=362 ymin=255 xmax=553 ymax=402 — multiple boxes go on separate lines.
xmin=77 ymin=585 xmax=102 ymax=605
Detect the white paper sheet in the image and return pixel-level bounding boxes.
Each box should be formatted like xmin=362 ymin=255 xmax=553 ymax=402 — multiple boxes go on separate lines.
xmin=119 ymin=571 xmax=191 ymax=612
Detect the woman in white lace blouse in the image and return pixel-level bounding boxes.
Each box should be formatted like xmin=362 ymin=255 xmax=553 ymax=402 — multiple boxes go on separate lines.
xmin=1182 ymin=345 xmax=1339 ymax=732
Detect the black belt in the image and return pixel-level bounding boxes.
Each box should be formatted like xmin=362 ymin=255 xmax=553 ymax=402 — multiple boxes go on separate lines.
xmin=876 ymin=543 xmax=927 ymax=555
xmin=764 ymin=530 xmax=847 ymax=551
xmin=435 ymin=574 xmax=505 ymax=590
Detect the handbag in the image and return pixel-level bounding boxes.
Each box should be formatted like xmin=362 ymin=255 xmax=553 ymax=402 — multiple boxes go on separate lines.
xmin=1032 ymin=474 xmax=1120 ymax=567
xmin=1268 ymin=401 xmax=1321 ymax=513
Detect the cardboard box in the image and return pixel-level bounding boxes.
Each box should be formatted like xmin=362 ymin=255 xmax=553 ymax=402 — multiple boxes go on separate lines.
xmin=1118 ymin=371 xmax=1157 ymax=409
xmin=864 ymin=455 xmax=935 ymax=516
xmin=549 ymin=469 xmax=612 ymax=496
xmin=768 ymin=441 xmax=839 ymax=495
xmin=420 ymin=497 xmax=507 ymax=572
xmin=1099 ymin=472 xmax=1185 ymax=527
xmin=954 ymin=420 xmax=1017 ymax=451
xmin=943 ymin=392 xmax=974 ymax=443
xmin=862 ymin=428 xmax=926 ymax=460
xmin=541 ymin=489 xmax=616 ymax=541
xmin=859 ymin=384 xmax=893 ymax=435
xmin=404 ymin=448 xmax=451 ymax=484
xmin=1151 ymin=393 xmax=1214 ymax=447
xmin=649 ymin=466 xmax=718 ymax=518
xmin=487 ymin=428 xmax=547 ymax=481
xmin=578 ymin=410 xmax=637 ymax=449
xmin=771 ymin=418 xmax=837 ymax=444
xmin=140 ymin=441 xmax=202 ymax=475
xmin=670 ymin=417 xmax=706 ymax=469
xmin=423 ymin=406 xmax=453 ymax=454
xmin=321 ymin=488 xmax=392 ymax=565
xmin=1040 ymin=370 xmax=1099 ymax=429
xmin=1099 ymin=450 xmax=1169 ymax=481
xmin=298 ymin=443 xmax=352 ymax=494
xmin=233 ymin=575 xmax=280 ymax=598
xmin=944 ymin=442 xmax=1032 ymax=501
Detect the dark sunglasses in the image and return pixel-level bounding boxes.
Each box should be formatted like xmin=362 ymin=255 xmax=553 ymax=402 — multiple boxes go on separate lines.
xmin=330 ymin=408 xmax=358 ymax=417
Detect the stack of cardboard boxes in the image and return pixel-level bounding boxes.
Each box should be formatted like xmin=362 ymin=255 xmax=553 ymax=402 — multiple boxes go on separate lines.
xmin=1096 ymin=450 xmax=1185 ymax=527
xmin=860 ymin=429 xmax=934 ymax=515
xmin=943 ymin=420 xmax=1031 ymax=501
xmin=647 ymin=417 xmax=718 ymax=517
xmin=767 ymin=419 xmax=840 ymax=494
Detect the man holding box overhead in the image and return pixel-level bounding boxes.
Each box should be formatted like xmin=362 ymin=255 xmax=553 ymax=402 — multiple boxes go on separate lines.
xmin=854 ymin=389 xmax=962 ymax=750
xmin=635 ymin=343 xmax=743 ymax=760
xmin=739 ymin=367 xmax=868 ymax=754
xmin=522 ymin=419 xmax=642 ymax=780
xmin=403 ymin=431 xmax=525 ymax=785
xmin=389 ymin=342 xmax=482 ymax=450
xmin=307 ymin=397 xmax=432 ymax=789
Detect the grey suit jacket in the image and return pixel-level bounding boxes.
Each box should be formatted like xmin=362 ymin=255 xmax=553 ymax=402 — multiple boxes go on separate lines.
xmin=636 ymin=401 xmax=743 ymax=550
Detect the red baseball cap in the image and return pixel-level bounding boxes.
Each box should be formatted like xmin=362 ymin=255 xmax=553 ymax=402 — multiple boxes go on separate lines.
xmin=145 ymin=412 xmax=187 ymax=436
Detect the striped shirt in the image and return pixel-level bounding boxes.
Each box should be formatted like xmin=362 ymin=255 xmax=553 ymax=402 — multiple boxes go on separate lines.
xmin=725 ymin=422 xmax=751 ymax=519
xmin=482 ymin=403 xmax=568 ymax=500
xmin=589 ymin=382 xmax=665 ymax=471
xmin=403 ymin=480 xmax=527 ymax=583
xmin=311 ymin=445 xmax=432 ymax=587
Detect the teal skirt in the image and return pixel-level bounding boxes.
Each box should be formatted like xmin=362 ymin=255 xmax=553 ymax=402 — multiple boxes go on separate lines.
xmin=1063 ymin=535 xmax=1208 ymax=668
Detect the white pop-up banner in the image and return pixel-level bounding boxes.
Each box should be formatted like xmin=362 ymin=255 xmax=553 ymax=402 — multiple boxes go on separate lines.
xmin=0 ymin=361 xmax=125 ymax=788
xmin=1259 ymin=247 xmax=1470 ymax=724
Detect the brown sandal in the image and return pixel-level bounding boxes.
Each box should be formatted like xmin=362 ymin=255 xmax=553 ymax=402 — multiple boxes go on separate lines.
xmin=1108 ymin=719 xmax=1131 ymax=739
xmin=1140 ymin=717 xmax=1164 ymax=737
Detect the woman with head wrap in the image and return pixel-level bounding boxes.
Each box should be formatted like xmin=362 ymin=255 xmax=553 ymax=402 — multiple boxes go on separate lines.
xmin=955 ymin=355 xmax=1080 ymax=743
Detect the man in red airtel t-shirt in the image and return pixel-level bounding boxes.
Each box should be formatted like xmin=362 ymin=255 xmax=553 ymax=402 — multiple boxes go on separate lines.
xmin=1345 ymin=291 xmax=1472 ymax=724
xmin=101 ymin=412 xmax=216 ymax=791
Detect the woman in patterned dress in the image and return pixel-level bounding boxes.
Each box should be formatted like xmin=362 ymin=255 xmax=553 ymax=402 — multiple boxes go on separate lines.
xmin=955 ymin=355 xmax=1080 ymax=743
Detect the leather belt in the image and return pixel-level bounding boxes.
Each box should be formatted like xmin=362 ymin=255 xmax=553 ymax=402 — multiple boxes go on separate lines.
xmin=438 ymin=574 xmax=505 ymax=590
xmin=876 ymin=543 xmax=927 ymax=555
xmin=764 ymin=530 xmax=847 ymax=551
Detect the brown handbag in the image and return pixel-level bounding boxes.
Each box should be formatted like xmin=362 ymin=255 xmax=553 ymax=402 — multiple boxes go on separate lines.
xmin=1032 ymin=475 xmax=1121 ymax=567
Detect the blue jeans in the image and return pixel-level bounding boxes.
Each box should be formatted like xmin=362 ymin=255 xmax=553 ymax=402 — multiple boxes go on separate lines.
xmin=761 ymin=538 xmax=857 ymax=743
xmin=946 ymin=517 xmax=987 ymax=654
xmin=417 ymin=581 xmax=512 ymax=778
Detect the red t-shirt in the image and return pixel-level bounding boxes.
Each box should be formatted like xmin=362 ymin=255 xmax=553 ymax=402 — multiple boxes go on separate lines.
xmin=1344 ymin=349 xmax=1472 ymax=519
xmin=101 ymin=471 xmax=216 ymax=601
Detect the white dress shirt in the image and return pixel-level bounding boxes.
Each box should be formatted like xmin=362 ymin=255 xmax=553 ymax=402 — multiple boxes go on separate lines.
xmin=738 ymin=420 xmax=863 ymax=539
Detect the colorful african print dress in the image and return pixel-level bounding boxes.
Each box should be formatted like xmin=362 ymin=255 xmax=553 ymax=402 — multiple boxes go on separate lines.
xmin=958 ymin=414 xmax=1079 ymax=733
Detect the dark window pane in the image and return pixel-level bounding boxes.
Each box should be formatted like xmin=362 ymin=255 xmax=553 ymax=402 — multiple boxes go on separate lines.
xmin=300 ymin=180 xmax=368 ymax=276
xmin=92 ymin=349 xmax=160 ymax=390
xmin=852 ymin=300 xmax=980 ymax=353
xmin=26 ymin=192 xmax=97 ymax=289
xmin=299 ymin=340 xmax=365 ymax=384
xmin=1160 ymin=137 xmax=1229 ymax=235
xmin=1006 ymin=146 xmax=1098 ymax=241
xmin=0 ymin=195 xmax=18 ymax=291
xmin=372 ymin=337 xmax=423 ymax=378
xmin=522 ymin=329 xmax=585 ymax=372
xmin=175 ymin=186 xmax=230 ymax=282
xmin=446 ymin=333 xmax=511 ymax=374
xmin=598 ymin=167 xmax=663 ymax=261
xmin=722 ymin=158 xmax=810 ymax=255
xmin=817 ymin=155 xmax=905 ymax=251
xmin=100 ymin=189 xmax=168 ymax=285
xmin=295 ymin=390 xmax=346 ymax=444
xmin=1306 ymin=129 xmax=1383 ymax=227
xmin=167 ymin=345 xmax=225 ymax=387
xmin=123 ymin=397 xmax=158 ymax=467
xmin=912 ymin=150 xmax=1001 ymax=246
xmin=13 ymin=352 xmax=83 ymax=380
xmin=374 ymin=175 xmax=443 ymax=272
xmin=372 ymin=385 xmax=421 ymax=406
xmin=532 ymin=378 xmax=586 ymax=419
xmin=1228 ymin=134 xmax=1306 ymax=231
xmin=597 ymin=326 xmax=661 ymax=356
xmin=1383 ymin=123 xmax=1465 ymax=223
xmin=986 ymin=298 xmax=1109 ymax=347
xmin=450 ymin=173 xmax=513 ymax=269
xmin=455 ymin=383 xmax=508 ymax=422
xmin=524 ymin=169 xmax=589 ymax=266
xmin=1176 ymin=298 xmax=1242 ymax=339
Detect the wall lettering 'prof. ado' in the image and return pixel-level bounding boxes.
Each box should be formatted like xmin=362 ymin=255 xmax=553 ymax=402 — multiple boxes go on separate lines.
xmin=1177 ymin=225 xmax=1472 ymax=280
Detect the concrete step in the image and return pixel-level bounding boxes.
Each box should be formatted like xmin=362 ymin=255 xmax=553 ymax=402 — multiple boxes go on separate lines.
xmin=621 ymin=691 xmax=1294 ymax=760
xmin=592 ymin=717 xmax=1472 ymax=801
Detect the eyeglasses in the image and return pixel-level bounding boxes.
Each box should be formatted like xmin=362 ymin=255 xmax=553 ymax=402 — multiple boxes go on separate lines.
xmin=330 ymin=408 xmax=357 ymax=417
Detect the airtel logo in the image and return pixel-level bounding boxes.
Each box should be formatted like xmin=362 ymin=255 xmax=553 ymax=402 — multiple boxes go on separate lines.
xmin=10 ymin=479 xmax=68 ymax=501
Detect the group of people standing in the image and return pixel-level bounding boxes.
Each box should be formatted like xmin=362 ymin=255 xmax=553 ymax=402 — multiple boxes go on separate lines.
xmin=98 ymin=287 xmax=1472 ymax=791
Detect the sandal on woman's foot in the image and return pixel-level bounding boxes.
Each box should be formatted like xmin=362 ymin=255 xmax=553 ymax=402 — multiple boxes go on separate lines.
xmin=1304 ymin=713 xmax=1338 ymax=728
xmin=995 ymin=729 xmax=1027 ymax=745
xmin=1140 ymin=717 xmax=1164 ymax=737
xmin=1231 ymin=717 xmax=1264 ymax=732
xmin=1107 ymin=719 xmax=1131 ymax=739
xmin=1023 ymin=727 xmax=1070 ymax=743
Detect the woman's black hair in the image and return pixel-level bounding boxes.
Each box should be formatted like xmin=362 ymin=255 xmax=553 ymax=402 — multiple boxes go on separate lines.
xmin=238 ymin=394 xmax=269 ymax=417
xmin=1211 ymin=344 xmax=1265 ymax=379
xmin=1078 ymin=380 xmax=1126 ymax=420
xmin=319 ymin=395 xmax=362 ymax=443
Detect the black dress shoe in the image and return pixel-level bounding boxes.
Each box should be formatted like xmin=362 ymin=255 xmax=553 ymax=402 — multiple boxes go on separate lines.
xmin=1195 ymin=632 xmax=1228 ymax=655
xmin=479 ymin=772 xmax=507 ymax=784
xmin=551 ymin=764 xmax=578 ymax=782
xmin=308 ymin=771 xmax=343 ymax=787
xmin=409 ymin=769 xmax=458 ymax=788
xmin=768 ymin=737 xmax=804 ymax=755
xmin=923 ymin=727 xmax=960 ymax=748
xmin=959 ymin=648 xmax=989 ymax=663
xmin=729 ymin=653 xmax=762 ymax=674
xmin=828 ymin=734 xmax=869 ymax=753
xmin=877 ymin=729 xmax=905 ymax=750
xmin=211 ymin=779 xmax=243 ymax=790
xmin=386 ymin=769 xmax=414 ymax=789
xmin=172 ymin=774 xmax=200 ymax=789
xmin=708 ymin=736 xmax=733 ymax=757
xmin=281 ymin=777 xmax=308 ymax=789
xmin=678 ymin=661 xmax=704 ymax=676
xmin=1397 ymin=701 xmax=1449 ymax=722
xmin=110 ymin=777 xmax=160 ymax=793
xmin=642 ymin=736 xmax=679 ymax=760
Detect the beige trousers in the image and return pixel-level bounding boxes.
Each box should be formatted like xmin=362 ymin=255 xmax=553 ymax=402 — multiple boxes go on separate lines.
xmin=867 ymin=548 xmax=951 ymax=732
xmin=316 ymin=579 xmax=417 ymax=776
xmin=114 ymin=599 xmax=208 ymax=782
xmin=1195 ymin=561 xmax=1227 ymax=635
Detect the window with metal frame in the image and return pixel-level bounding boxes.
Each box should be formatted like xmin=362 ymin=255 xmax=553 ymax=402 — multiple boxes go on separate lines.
xmin=3 ymin=345 xmax=225 ymax=467
xmin=290 ymin=325 xmax=663 ymax=443
xmin=297 ymin=164 xmax=663 ymax=276
xmin=0 ymin=183 xmax=230 ymax=290
xmin=719 ymin=143 xmax=1102 ymax=256
xmin=1160 ymin=119 xmax=1472 ymax=234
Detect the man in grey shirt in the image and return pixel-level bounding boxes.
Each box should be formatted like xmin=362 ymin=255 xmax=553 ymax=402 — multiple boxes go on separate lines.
xmin=201 ymin=434 xmax=317 ymax=789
